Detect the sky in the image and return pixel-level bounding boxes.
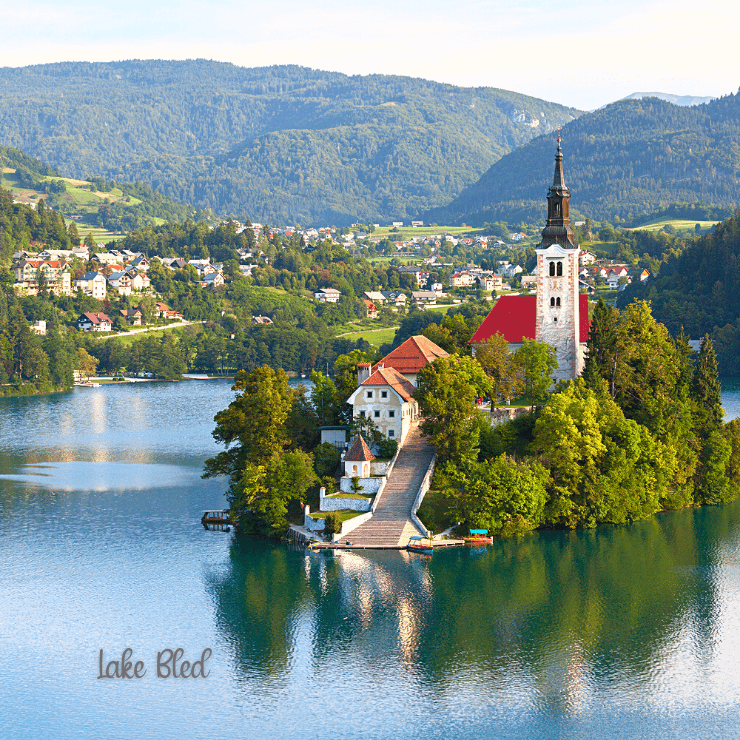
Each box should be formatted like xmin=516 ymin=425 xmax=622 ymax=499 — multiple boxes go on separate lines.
xmin=1 ymin=0 xmax=738 ymax=110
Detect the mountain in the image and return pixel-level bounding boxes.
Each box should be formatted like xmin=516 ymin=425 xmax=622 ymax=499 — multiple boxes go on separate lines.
xmin=425 ymin=93 xmax=740 ymax=226
xmin=0 ymin=60 xmax=581 ymax=226
xmin=622 ymin=92 xmax=715 ymax=107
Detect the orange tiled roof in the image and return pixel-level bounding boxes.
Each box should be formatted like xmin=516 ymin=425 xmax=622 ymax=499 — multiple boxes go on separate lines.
xmin=345 ymin=434 xmax=375 ymax=462
xmin=361 ymin=366 xmax=416 ymax=402
xmin=372 ymin=335 xmax=449 ymax=375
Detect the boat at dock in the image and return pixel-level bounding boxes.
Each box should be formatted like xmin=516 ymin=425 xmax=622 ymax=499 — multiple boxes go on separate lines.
xmin=462 ymin=529 xmax=493 ymax=545
xmin=407 ymin=535 xmax=434 ymax=555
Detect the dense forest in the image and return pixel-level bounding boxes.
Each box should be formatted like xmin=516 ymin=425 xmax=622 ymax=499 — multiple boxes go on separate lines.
xmin=427 ymin=93 xmax=740 ymax=226
xmin=618 ymin=211 xmax=740 ymax=374
xmin=0 ymin=61 xmax=580 ymax=225
xmin=0 ymin=145 xmax=193 ymax=232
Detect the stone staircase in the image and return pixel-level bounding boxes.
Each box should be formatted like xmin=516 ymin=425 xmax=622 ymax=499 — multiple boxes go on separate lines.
xmin=342 ymin=422 xmax=434 ymax=548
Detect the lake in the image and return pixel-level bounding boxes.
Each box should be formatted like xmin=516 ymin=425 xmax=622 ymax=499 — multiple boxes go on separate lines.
xmin=1 ymin=379 xmax=740 ymax=739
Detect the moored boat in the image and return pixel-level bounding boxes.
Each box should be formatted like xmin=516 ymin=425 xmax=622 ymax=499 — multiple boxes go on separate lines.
xmin=462 ymin=528 xmax=493 ymax=545
xmin=407 ymin=535 xmax=434 ymax=555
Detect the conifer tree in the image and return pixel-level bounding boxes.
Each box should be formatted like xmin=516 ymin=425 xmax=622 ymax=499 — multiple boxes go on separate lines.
xmin=692 ymin=334 xmax=723 ymax=425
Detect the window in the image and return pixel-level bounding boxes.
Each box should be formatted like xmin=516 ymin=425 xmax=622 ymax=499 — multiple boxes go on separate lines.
xmin=381 ymin=391 xmax=388 ymax=399
xmin=557 ymin=261 xmax=563 ymax=277
xmin=549 ymin=262 xmax=555 ymax=277
xmin=550 ymin=297 xmax=555 ymax=307
xmin=556 ymin=297 xmax=561 ymax=307
xmin=366 ymin=391 xmax=373 ymax=399
xmin=388 ymin=429 xmax=395 ymax=438
xmin=389 ymin=410 xmax=395 ymax=418
xmin=374 ymin=411 xmax=380 ymax=419
xmin=359 ymin=410 xmax=366 ymax=417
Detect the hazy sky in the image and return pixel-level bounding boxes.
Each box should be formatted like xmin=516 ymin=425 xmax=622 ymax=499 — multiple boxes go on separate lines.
xmin=2 ymin=0 xmax=738 ymax=110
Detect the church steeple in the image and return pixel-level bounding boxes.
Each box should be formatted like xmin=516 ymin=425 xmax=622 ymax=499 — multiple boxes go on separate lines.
xmin=540 ymin=131 xmax=577 ymax=250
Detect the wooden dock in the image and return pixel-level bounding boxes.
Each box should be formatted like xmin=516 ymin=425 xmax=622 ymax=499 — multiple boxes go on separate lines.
xmin=201 ymin=510 xmax=232 ymax=525
xmin=309 ymin=538 xmax=465 ymax=552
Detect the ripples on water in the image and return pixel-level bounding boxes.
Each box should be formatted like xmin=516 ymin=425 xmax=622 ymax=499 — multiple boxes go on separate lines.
xmin=1 ymin=380 xmax=740 ymax=739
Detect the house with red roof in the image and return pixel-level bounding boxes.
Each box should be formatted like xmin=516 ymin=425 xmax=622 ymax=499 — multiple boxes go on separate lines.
xmin=345 ymin=335 xmax=448 ymax=445
xmin=346 ymin=365 xmax=418 ymax=444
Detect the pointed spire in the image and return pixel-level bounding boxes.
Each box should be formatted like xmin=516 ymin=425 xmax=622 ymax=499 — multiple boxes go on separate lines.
xmin=553 ymin=127 xmax=566 ymax=188
xmin=539 ymin=128 xmax=576 ymax=250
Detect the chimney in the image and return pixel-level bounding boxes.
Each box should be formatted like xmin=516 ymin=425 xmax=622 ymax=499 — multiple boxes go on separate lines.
xmin=357 ymin=362 xmax=371 ymax=385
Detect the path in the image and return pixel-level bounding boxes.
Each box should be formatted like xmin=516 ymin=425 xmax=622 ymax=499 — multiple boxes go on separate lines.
xmin=100 ymin=320 xmax=205 ymax=340
xmin=341 ymin=422 xmax=434 ymax=548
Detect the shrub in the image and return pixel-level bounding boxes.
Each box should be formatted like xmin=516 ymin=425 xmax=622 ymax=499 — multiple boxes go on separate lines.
xmin=376 ymin=438 xmax=398 ymax=459
xmin=324 ymin=511 xmax=341 ymax=535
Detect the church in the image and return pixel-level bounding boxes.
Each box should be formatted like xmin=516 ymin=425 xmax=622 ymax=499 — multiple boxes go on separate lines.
xmin=470 ymin=136 xmax=590 ymax=381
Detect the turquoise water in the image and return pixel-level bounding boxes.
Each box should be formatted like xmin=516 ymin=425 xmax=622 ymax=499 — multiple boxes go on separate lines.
xmin=1 ymin=380 xmax=740 ymax=739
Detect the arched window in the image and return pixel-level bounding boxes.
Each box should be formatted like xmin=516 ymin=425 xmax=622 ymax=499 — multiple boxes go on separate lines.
xmin=556 ymin=297 xmax=561 ymax=307
xmin=557 ymin=261 xmax=563 ymax=276
xmin=549 ymin=262 xmax=555 ymax=276
xmin=550 ymin=297 xmax=555 ymax=307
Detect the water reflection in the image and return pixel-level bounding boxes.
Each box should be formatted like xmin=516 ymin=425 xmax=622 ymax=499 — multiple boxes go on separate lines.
xmin=212 ymin=502 xmax=740 ymax=725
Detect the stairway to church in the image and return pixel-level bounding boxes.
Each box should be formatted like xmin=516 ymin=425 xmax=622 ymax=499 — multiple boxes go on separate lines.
xmin=342 ymin=422 xmax=434 ymax=548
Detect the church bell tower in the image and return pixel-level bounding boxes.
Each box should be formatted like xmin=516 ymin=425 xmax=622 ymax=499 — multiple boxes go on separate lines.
xmin=535 ymin=134 xmax=583 ymax=380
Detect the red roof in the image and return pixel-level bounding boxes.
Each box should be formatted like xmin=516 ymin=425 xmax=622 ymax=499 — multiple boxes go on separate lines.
xmin=372 ymin=335 xmax=449 ymax=375
xmin=345 ymin=434 xmax=375 ymax=462
xmin=361 ymin=366 xmax=417 ymax=402
xmin=470 ymin=294 xmax=590 ymax=344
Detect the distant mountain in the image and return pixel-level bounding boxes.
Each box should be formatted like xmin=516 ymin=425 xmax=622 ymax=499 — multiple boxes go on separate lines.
xmin=425 ymin=93 xmax=740 ymax=226
xmin=0 ymin=60 xmax=581 ymax=226
xmin=622 ymin=92 xmax=715 ymax=107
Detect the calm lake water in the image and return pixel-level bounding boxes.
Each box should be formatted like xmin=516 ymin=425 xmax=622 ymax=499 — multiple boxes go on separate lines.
xmin=2 ymin=379 xmax=740 ymax=739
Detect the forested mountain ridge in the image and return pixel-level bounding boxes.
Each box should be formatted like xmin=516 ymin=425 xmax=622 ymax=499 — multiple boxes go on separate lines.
xmin=426 ymin=93 xmax=740 ymax=226
xmin=0 ymin=144 xmax=193 ymax=232
xmin=0 ymin=60 xmax=580 ymax=225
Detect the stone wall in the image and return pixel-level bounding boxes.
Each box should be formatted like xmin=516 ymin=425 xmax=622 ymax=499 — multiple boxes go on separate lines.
xmin=320 ymin=488 xmax=373 ymax=512
xmin=339 ymin=476 xmax=383 ymax=494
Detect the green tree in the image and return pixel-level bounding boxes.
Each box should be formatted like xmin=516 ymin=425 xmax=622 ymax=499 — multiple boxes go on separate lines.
xmin=435 ymin=454 xmax=549 ymax=536
xmin=203 ymin=366 xmax=293 ymax=483
xmin=415 ymin=355 xmax=492 ymax=467
xmin=514 ymin=339 xmax=558 ymax=405
xmin=692 ymin=334 xmax=722 ymax=424
xmin=475 ymin=333 xmax=523 ymax=406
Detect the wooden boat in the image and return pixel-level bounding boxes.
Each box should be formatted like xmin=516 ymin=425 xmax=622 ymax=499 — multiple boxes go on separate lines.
xmin=462 ymin=528 xmax=493 ymax=545
xmin=407 ymin=535 xmax=434 ymax=555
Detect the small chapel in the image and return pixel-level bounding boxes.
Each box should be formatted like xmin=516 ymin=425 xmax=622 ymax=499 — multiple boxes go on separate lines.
xmin=470 ymin=136 xmax=590 ymax=381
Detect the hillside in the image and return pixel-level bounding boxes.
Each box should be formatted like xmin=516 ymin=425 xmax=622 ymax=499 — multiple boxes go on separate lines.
xmin=0 ymin=61 xmax=580 ymax=226
xmin=0 ymin=144 xmax=191 ymax=232
xmin=426 ymin=93 xmax=740 ymax=226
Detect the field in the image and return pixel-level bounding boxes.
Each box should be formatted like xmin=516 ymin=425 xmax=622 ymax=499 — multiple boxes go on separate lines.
xmin=627 ymin=218 xmax=719 ymax=233
xmin=339 ymin=326 xmax=398 ymax=348
xmin=371 ymin=225 xmax=484 ymax=241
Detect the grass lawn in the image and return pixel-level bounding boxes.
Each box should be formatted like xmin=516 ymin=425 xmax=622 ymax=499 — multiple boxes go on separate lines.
xmin=307 ymin=509 xmax=364 ymax=522
xmin=422 ymin=304 xmax=457 ymax=315
xmin=326 ymin=492 xmax=374 ymax=499
xmin=626 ymin=218 xmax=718 ymax=233
xmin=372 ymin=225 xmax=485 ymax=240
xmin=340 ymin=326 xmax=398 ymax=347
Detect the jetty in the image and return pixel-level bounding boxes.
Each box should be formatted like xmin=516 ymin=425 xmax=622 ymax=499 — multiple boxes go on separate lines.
xmin=201 ymin=509 xmax=232 ymax=524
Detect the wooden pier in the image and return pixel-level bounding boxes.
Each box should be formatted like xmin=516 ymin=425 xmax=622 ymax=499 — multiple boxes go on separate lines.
xmin=201 ymin=510 xmax=232 ymax=525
